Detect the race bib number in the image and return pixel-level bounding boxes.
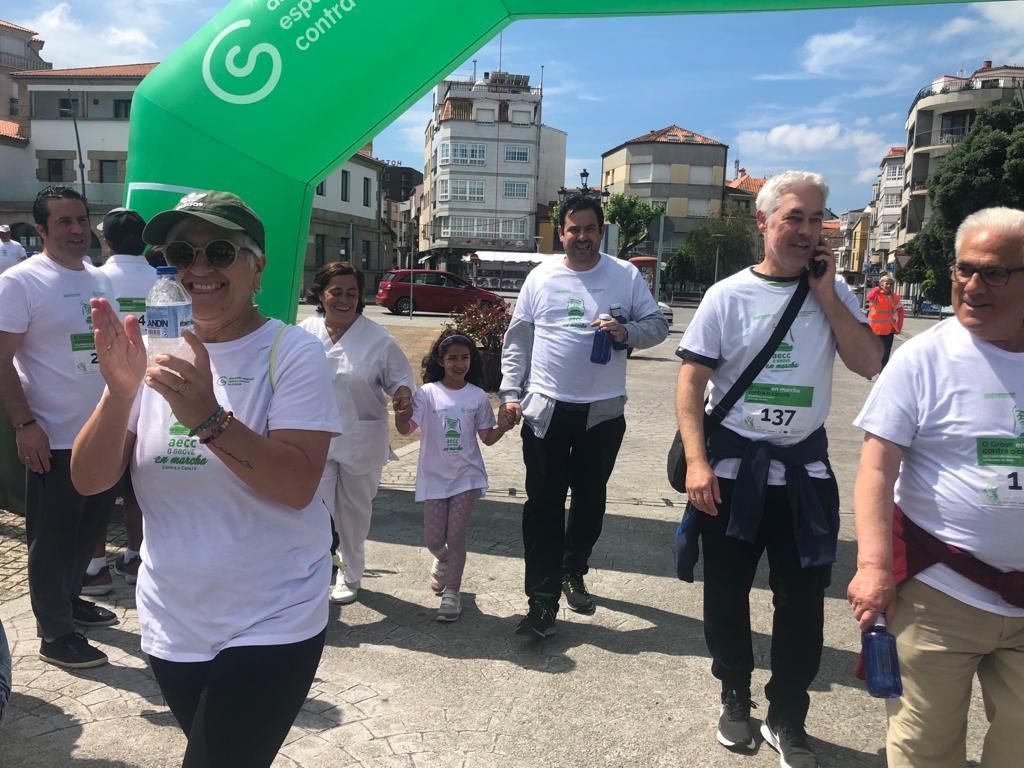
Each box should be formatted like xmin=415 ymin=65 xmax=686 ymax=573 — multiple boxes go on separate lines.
xmin=741 ymin=383 xmax=814 ymax=436
xmin=977 ymin=437 xmax=1024 ymax=507
xmin=70 ymin=332 xmax=99 ymax=375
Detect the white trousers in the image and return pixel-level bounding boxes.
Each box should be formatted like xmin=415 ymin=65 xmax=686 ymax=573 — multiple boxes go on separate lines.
xmin=317 ymin=460 xmax=383 ymax=588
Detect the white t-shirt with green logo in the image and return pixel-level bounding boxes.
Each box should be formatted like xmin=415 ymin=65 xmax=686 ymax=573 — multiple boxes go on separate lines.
xmin=410 ymin=381 xmax=496 ymax=502
xmin=513 ymin=253 xmax=662 ymax=403
xmin=98 ymin=253 xmax=157 ymax=321
xmin=680 ymin=268 xmax=866 ymax=483
xmin=128 ymin=320 xmax=343 ymax=661
xmin=855 ymin=319 xmax=1024 ymax=617
xmin=0 ymin=255 xmax=112 ymax=448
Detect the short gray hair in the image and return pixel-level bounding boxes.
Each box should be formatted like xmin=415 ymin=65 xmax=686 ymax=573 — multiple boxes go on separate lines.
xmin=756 ymin=170 xmax=829 ymax=217
xmin=955 ymin=207 xmax=1024 ymax=259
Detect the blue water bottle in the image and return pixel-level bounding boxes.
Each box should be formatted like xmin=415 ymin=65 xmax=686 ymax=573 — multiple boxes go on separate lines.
xmin=610 ymin=303 xmax=629 ymax=350
xmin=590 ymin=313 xmax=612 ymax=364
xmin=863 ymin=615 xmax=903 ymax=699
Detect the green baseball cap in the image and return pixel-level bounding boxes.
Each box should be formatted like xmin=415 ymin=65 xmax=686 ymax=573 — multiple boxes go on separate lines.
xmin=143 ymin=190 xmax=265 ymax=251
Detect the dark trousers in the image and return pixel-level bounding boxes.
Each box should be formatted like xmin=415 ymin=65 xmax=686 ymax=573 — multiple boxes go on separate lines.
xmin=700 ymin=478 xmax=832 ymax=726
xmin=879 ymin=332 xmax=895 ymax=368
xmin=521 ymin=402 xmax=625 ymax=603
xmin=149 ymin=629 xmax=326 ymax=768
xmin=26 ymin=450 xmax=115 ymax=639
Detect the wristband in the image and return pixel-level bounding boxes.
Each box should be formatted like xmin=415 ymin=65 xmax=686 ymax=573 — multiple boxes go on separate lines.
xmin=199 ymin=411 xmax=234 ymax=445
xmin=189 ymin=406 xmax=224 ymax=437
xmin=14 ymin=418 xmax=36 ymax=430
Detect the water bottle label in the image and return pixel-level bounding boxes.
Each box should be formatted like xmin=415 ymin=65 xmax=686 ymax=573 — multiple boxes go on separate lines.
xmin=146 ymin=303 xmax=193 ymax=340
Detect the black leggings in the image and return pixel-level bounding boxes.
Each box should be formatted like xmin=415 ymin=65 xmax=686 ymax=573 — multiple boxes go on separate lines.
xmin=149 ymin=629 xmax=326 ymax=768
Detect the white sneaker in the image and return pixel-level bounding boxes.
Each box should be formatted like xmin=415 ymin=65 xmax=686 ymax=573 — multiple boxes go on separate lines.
xmin=429 ymin=558 xmax=447 ymax=595
xmin=437 ymin=591 xmax=461 ymax=622
xmin=330 ymin=579 xmax=359 ymax=605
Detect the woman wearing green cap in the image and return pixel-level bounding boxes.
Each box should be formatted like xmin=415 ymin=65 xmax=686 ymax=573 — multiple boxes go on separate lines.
xmin=70 ymin=190 xmax=342 ymax=767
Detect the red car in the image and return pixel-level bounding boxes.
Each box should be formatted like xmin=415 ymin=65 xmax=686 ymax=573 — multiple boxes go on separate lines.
xmin=376 ymin=269 xmax=504 ymax=315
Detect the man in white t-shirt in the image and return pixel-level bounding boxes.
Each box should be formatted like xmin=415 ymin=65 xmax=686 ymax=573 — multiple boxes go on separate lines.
xmin=0 ymin=186 xmax=118 ymax=670
xmin=79 ymin=208 xmax=155 ymax=596
xmin=0 ymin=225 xmax=27 ymax=274
xmin=849 ymin=207 xmax=1024 ymax=768
xmin=675 ymin=171 xmax=881 ymax=767
xmin=499 ymin=194 xmax=669 ymax=637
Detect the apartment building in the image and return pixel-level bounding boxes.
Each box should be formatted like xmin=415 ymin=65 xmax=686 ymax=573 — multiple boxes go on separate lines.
xmin=868 ymin=146 xmax=904 ymax=269
xmin=900 ymin=59 xmax=1024 ymax=245
xmin=0 ymin=18 xmax=50 ymax=119
xmin=421 ymin=71 xmax=567 ymax=264
xmin=601 ymin=124 xmax=728 ymax=254
xmin=837 ymin=208 xmax=870 ymax=281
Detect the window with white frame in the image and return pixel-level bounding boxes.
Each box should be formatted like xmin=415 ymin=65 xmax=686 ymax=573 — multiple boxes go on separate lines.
xmin=689 ymin=165 xmax=714 ymax=185
xmin=885 ymin=164 xmax=904 ymax=180
xmin=503 ymin=181 xmax=528 ymax=199
xmin=688 ymin=198 xmax=710 ymax=217
xmin=628 ymin=163 xmax=670 ymax=184
xmin=510 ymin=109 xmax=531 ymax=125
xmin=476 ymin=107 xmax=495 ymax=124
xmin=883 ymin=193 xmax=900 ymax=208
xmin=505 ymin=144 xmax=529 ymax=162
xmin=442 ymin=142 xmax=486 ymax=166
xmin=439 ymin=216 xmax=526 ymax=238
xmin=440 ymin=179 xmax=485 ymax=203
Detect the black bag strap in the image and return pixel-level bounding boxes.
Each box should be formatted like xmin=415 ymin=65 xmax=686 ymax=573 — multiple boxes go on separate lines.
xmin=706 ymin=271 xmax=810 ymax=429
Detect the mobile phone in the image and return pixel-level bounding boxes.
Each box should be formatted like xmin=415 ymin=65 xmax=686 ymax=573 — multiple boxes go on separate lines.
xmin=809 ymin=241 xmax=828 ymax=278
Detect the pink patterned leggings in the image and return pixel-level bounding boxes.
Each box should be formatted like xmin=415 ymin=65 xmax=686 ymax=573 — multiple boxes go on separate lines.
xmin=423 ymin=489 xmax=479 ymax=593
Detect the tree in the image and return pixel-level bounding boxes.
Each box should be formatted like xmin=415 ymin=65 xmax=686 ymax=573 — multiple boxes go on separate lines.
xmin=904 ymin=100 xmax=1024 ymax=304
xmin=667 ymin=214 xmax=757 ymax=288
xmin=604 ymin=194 xmax=666 ymax=260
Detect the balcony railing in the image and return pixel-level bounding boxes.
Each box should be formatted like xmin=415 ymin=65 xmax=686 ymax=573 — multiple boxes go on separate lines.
xmin=910 ymin=179 xmax=928 ymax=193
xmin=907 ymin=76 xmax=1024 ymax=116
xmin=912 ymin=127 xmax=966 ymax=149
xmin=0 ymin=52 xmax=52 ymax=72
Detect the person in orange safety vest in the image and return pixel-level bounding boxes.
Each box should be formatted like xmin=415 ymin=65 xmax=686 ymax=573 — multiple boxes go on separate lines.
xmin=867 ymin=274 xmax=904 ymax=368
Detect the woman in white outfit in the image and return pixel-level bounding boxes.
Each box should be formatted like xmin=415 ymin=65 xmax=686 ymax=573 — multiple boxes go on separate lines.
xmin=300 ymin=261 xmax=414 ymax=605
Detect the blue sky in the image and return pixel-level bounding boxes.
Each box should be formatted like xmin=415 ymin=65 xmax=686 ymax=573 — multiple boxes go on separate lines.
xmin=12 ymin=1 xmax=1024 ymax=212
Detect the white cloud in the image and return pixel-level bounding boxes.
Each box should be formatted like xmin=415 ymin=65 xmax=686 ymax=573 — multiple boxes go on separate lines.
xmin=736 ymin=122 xmax=889 ymax=169
xmin=855 ymin=167 xmax=880 ymax=184
xmin=801 ymin=27 xmax=883 ymax=76
xmin=933 ymin=17 xmax=980 ymax=42
xmin=18 ymin=3 xmax=157 ymax=68
xmin=854 ymin=116 xmax=872 ymax=127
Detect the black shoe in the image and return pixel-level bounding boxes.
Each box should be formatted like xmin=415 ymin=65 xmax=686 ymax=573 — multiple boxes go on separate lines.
xmin=760 ymin=718 xmax=818 ymax=768
xmin=515 ymin=600 xmax=557 ymax=638
xmin=561 ymin=573 xmax=594 ymax=614
xmin=39 ymin=632 xmax=108 ymax=669
xmin=717 ymin=689 xmax=756 ymax=751
xmin=72 ymin=597 xmax=118 ymax=627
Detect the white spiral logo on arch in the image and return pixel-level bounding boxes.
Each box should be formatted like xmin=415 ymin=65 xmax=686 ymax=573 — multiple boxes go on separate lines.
xmin=202 ymin=19 xmax=282 ymax=106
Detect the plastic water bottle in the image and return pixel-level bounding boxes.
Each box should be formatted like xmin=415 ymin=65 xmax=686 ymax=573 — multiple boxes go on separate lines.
xmin=145 ymin=266 xmax=193 ymax=368
xmin=590 ymin=313 xmax=612 ymax=365
xmin=862 ymin=615 xmax=903 ymax=699
xmin=609 ymin=303 xmax=629 ymax=350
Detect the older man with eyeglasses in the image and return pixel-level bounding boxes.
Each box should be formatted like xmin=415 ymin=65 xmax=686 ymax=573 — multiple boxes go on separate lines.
xmin=848 ymin=206 xmax=1024 ymax=768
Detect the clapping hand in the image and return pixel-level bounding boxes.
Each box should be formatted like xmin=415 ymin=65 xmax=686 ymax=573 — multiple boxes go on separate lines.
xmin=143 ymin=331 xmax=218 ymax=432
xmin=91 ymin=298 xmax=146 ymax=400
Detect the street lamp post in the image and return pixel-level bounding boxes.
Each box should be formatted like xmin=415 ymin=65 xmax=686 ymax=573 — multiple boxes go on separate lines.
xmin=711 ymin=233 xmax=725 ymax=285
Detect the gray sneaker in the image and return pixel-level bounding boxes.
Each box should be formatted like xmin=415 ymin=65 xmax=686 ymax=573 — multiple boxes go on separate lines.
xmin=761 ymin=718 xmax=818 ymax=768
xmin=717 ymin=689 xmax=756 ymax=750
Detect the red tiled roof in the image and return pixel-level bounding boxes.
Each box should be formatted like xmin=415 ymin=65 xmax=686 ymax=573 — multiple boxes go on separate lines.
xmin=726 ymin=170 xmax=768 ymax=195
xmin=12 ymin=63 xmax=157 ymax=78
xmin=625 ymin=124 xmax=726 ymax=147
xmin=885 ymin=146 xmax=905 ymax=158
xmin=0 ymin=119 xmax=27 ymax=142
xmin=0 ymin=19 xmax=37 ymax=35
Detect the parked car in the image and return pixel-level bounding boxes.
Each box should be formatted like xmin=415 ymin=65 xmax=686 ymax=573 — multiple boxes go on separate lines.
xmin=376 ymin=269 xmax=505 ymax=315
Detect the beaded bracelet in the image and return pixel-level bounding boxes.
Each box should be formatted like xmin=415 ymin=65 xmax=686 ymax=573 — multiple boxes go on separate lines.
xmin=188 ymin=405 xmax=225 ymax=437
xmin=199 ymin=411 xmax=235 ymax=445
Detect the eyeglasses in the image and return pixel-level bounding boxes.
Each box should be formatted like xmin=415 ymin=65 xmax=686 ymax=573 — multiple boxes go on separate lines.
xmin=159 ymin=239 xmax=246 ymax=271
xmin=950 ymin=262 xmax=1024 ymax=288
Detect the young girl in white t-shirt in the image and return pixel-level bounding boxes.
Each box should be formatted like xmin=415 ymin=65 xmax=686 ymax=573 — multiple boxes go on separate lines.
xmin=395 ymin=330 xmax=509 ymax=622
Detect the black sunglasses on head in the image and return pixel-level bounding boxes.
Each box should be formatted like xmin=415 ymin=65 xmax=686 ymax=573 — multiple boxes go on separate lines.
xmin=159 ymin=239 xmax=246 ymax=271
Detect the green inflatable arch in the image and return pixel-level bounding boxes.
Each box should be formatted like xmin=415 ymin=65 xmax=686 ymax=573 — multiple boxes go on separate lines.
xmin=124 ymin=0 xmax=962 ymax=321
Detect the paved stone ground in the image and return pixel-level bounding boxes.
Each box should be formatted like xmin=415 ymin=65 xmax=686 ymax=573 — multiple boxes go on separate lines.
xmin=0 ymin=313 xmax=988 ymax=767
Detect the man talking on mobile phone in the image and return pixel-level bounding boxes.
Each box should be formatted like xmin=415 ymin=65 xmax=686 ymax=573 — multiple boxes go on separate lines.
xmin=674 ymin=171 xmax=881 ymax=767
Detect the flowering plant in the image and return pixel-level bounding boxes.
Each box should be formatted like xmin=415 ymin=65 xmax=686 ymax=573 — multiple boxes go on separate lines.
xmin=446 ymin=303 xmax=510 ymax=353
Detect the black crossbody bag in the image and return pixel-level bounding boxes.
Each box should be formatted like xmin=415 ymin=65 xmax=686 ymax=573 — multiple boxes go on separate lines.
xmin=666 ymin=272 xmax=810 ymax=494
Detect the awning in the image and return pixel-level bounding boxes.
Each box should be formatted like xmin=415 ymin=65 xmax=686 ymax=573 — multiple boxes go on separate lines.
xmin=461 ymin=251 xmax=555 ymax=265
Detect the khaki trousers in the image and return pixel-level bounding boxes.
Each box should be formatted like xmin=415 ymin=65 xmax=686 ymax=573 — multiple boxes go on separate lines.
xmin=886 ymin=578 xmax=1024 ymax=768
